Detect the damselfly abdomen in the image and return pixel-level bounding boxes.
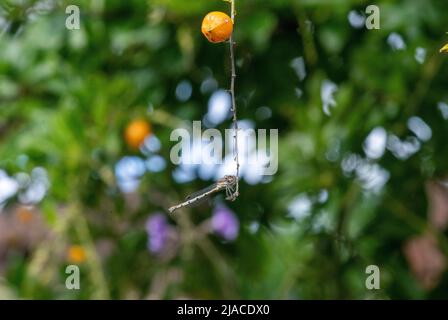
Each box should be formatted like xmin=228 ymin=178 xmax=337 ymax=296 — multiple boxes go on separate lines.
xmin=168 ymin=175 xmax=238 ymax=213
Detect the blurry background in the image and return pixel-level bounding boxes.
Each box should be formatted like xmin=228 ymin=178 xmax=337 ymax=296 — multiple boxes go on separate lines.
xmin=1 ymin=0 xmax=448 ymax=299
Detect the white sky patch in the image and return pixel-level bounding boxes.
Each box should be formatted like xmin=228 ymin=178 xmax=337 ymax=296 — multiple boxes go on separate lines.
xmin=147 ymin=102 xmax=154 ymax=113
xmin=342 ymin=153 xmax=362 ymax=175
xmin=115 ymin=156 xmax=146 ymax=180
xmin=146 ymin=155 xmax=166 ymax=173
xmin=0 ymin=167 xmax=51 ymax=206
xmin=387 ymin=135 xmax=421 ymax=160
xmin=243 ymin=151 xmax=267 ymax=185
xmin=15 ymin=172 xmax=31 ymax=188
xmin=262 ymin=175 xmax=273 ymax=184
xmin=215 ymin=154 xmax=239 ymax=179
xmin=142 ymin=134 xmax=161 ymax=153
xmin=236 ymin=119 xmax=255 ymax=130
xmin=288 ymin=194 xmax=312 ymax=221
xmin=415 ymin=47 xmax=427 ymax=64
xmin=175 ymin=80 xmax=192 ymax=102
xmin=407 ymin=116 xmax=432 ymax=142
xmin=205 ymin=90 xmax=231 ymax=125
xmin=19 ymin=181 xmax=46 ymax=204
xmin=16 ymin=154 xmax=29 ymax=169
xmin=172 ymin=165 xmax=196 ymax=184
xmin=355 ymin=162 xmax=390 ymax=194
xmin=341 ymin=154 xmax=389 ymax=193
xmin=437 ymin=102 xmax=448 ymax=120
xmin=317 ymin=189 xmax=329 ymax=204
xmin=311 ymin=211 xmax=332 ymax=232
xmin=115 ymin=156 xmax=146 ymax=193
xmin=202 ymin=113 xmax=214 ymax=129
xmin=348 ymin=10 xmax=366 ymax=29
xmin=0 ymin=170 xmax=19 ymax=205
xmin=29 ymin=0 xmax=56 ymax=16
xmin=21 ymin=167 xmax=50 ymax=204
xmin=387 ymin=33 xmax=406 ymax=51
xmin=325 ymin=138 xmax=341 ymax=162
xmin=363 ymin=127 xmax=387 ymax=159
xmin=294 ymin=87 xmax=303 ymax=99
xmin=255 ymin=106 xmax=272 ymax=121
xmin=200 ymin=76 xmax=218 ymax=94
xmin=198 ymin=162 xmax=219 ymax=181
xmin=0 ymin=16 xmax=9 ymax=36
xmin=305 ymin=20 xmax=315 ymax=34
xmin=290 ymin=57 xmax=307 ymax=81
xmin=321 ymin=80 xmax=338 ymax=116
xmin=248 ymin=221 xmax=260 ymax=234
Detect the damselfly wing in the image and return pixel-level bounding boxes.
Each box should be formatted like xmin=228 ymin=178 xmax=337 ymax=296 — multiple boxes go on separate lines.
xmin=182 ymin=182 xmax=220 ymax=208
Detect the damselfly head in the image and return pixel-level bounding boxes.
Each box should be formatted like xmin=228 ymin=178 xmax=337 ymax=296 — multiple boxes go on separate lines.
xmin=222 ymin=175 xmax=237 ymax=185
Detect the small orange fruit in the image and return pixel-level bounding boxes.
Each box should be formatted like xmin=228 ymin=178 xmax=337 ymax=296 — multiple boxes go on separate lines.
xmin=124 ymin=119 xmax=151 ymax=150
xmin=15 ymin=206 xmax=34 ymax=224
xmin=201 ymin=11 xmax=233 ymax=43
xmin=67 ymin=245 xmax=87 ymax=264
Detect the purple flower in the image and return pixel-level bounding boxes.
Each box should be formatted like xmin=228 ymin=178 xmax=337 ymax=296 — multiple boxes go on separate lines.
xmin=211 ymin=205 xmax=239 ymax=241
xmin=145 ymin=213 xmax=169 ymax=254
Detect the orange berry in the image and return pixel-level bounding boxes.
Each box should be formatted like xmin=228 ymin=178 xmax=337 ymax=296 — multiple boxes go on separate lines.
xmin=201 ymin=11 xmax=233 ymax=43
xmin=15 ymin=206 xmax=34 ymax=224
xmin=67 ymin=245 xmax=86 ymax=264
xmin=124 ymin=119 xmax=151 ymax=150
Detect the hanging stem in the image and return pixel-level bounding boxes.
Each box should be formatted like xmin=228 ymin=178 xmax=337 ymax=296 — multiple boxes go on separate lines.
xmin=168 ymin=1 xmax=239 ymax=211
xmin=229 ymin=0 xmax=239 ymax=200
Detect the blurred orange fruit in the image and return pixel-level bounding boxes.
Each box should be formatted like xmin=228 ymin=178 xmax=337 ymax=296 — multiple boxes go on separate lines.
xmin=68 ymin=245 xmax=87 ymax=264
xmin=201 ymin=11 xmax=233 ymax=43
xmin=15 ymin=206 xmax=34 ymax=224
xmin=124 ymin=119 xmax=151 ymax=150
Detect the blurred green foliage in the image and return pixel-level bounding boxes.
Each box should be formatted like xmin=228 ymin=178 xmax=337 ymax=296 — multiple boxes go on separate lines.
xmin=0 ymin=0 xmax=448 ymax=299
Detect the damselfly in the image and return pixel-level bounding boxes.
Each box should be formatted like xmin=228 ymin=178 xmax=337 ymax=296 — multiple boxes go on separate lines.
xmin=168 ymin=175 xmax=238 ymax=213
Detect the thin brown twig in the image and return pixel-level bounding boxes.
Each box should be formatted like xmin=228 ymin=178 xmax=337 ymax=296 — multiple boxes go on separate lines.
xmin=167 ymin=1 xmax=239 ymax=209
xmin=229 ymin=0 xmax=240 ymax=199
